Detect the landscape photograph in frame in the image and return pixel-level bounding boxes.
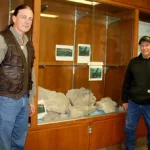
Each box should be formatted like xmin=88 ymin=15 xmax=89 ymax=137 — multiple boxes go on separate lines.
xmin=56 ymin=45 xmax=74 ymax=61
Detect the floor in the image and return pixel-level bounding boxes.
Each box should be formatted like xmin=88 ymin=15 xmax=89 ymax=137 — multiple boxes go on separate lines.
xmin=98 ymin=137 xmax=148 ymax=150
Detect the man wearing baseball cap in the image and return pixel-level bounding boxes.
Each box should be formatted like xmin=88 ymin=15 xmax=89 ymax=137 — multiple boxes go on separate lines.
xmin=122 ymin=35 xmax=150 ymax=150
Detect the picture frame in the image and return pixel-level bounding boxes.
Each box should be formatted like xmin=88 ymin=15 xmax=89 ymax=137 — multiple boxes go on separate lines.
xmin=55 ymin=45 xmax=74 ymax=61
xmin=78 ymin=44 xmax=91 ymax=63
xmin=88 ymin=62 xmax=103 ymax=81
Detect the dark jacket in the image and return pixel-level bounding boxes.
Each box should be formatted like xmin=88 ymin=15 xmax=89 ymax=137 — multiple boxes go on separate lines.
xmin=122 ymin=54 xmax=150 ymax=104
xmin=0 ymin=29 xmax=35 ymax=99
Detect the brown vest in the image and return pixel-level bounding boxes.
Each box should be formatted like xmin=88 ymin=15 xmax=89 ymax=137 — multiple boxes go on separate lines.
xmin=0 ymin=29 xmax=35 ymax=99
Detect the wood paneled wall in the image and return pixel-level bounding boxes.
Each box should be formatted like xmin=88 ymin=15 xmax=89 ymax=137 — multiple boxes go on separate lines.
xmin=0 ymin=1 xmax=9 ymax=31
xmin=97 ymin=0 xmax=150 ymax=11
xmin=112 ymin=0 xmax=150 ymax=9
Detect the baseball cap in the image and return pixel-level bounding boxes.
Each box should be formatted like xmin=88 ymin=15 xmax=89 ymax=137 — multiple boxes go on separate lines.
xmin=139 ymin=36 xmax=150 ymax=45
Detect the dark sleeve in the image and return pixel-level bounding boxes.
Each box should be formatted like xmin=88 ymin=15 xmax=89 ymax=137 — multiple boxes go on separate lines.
xmin=122 ymin=61 xmax=133 ymax=103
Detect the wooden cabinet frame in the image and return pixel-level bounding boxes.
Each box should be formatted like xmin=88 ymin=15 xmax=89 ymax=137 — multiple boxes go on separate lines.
xmin=25 ymin=0 xmax=150 ymax=149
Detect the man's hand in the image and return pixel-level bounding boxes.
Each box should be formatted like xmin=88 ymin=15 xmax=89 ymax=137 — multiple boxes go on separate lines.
xmin=122 ymin=103 xmax=128 ymax=111
xmin=29 ymin=104 xmax=35 ymax=117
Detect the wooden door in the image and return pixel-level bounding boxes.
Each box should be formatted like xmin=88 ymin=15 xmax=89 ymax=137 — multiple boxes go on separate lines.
xmin=25 ymin=123 xmax=90 ymax=150
xmin=89 ymin=114 xmax=147 ymax=150
xmin=89 ymin=114 xmax=126 ymax=150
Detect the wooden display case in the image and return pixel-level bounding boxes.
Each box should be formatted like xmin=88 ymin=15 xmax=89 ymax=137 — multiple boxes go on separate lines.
xmin=0 ymin=0 xmax=149 ymax=149
xmin=36 ymin=0 xmax=135 ymax=125
xmin=24 ymin=0 xmax=148 ymax=149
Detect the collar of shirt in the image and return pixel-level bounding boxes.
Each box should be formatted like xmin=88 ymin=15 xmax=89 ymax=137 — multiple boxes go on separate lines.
xmin=9 ymin=26 xmax=28 ymax=47
xmin=139 ymin=53 xmax=150 ymax=60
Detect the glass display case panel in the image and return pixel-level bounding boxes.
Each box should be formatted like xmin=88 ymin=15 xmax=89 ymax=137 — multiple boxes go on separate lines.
xmin=96 ymin=4 xmax=135 ymax=105
xmin=38 ymin=0 xmax=95 ymax=125
xmin=38 ymin=0 xmax=134 ymax=125
xmin=106 ymin=8 xmax=134 ymax=66
xmin=90 ymin=3 xmax=134 ymax=105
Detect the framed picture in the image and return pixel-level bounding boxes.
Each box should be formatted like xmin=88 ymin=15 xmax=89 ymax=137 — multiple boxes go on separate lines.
xmin=78 ymin=44 xmax=91 ymax=63
xmin=88 ymin=62 xmax=103 ymax=81
xmin=55 ymin=45 xmax=74 ymax=61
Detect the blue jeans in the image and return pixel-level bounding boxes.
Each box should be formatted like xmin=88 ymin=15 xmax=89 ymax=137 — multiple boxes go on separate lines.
xmin=0 ymin=94 xmax=29 ymax=150
xmin=124 ymin=100 xmax=150 ymax=150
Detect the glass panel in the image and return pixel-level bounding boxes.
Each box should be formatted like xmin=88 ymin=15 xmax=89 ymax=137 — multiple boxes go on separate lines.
xmin=90 ymin=3 xmax=134 ymax=116
xmin=38 ymin=0 xmax=93 ymax=124
xmin=104 ymin=4 xmax=135 ymax=106
xmin=38 ymin=0 xmax=135 ymax=125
